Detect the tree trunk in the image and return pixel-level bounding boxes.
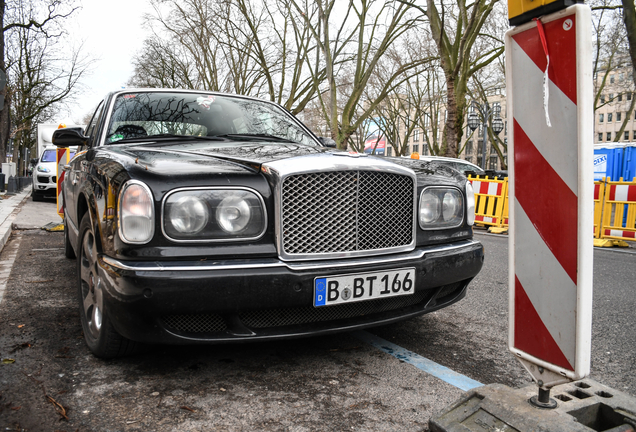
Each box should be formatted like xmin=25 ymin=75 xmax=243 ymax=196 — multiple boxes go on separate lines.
xmin=0 ymin=0 xmax=7 ymax=164
xmin=444 ymin=76 xmax=459 ymax=157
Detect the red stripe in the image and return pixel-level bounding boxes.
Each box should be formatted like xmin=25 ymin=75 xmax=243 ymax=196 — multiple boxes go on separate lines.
xmin=594 ymin=184 xmax=600 ymax=200
xmin=629 ymin=186 xmax=636 ymax=202
xmin=609 ymin=185 xmax=617 ymax=201
xmin=475 ymin=215 xmax=484 ymax=221
xmin=496 ymin=183 xmax=503 ymax=196
xmin=514 ymin=276 xmax=573 ymax=370
xmin=512 ymin=16 xmax=577 ymax=104
xmin=514 ymin=120 xmax=578 ymax=283
xmin=480 ymin=183 xmax=490 ymax=194
xmin=625 ymin=231 xmax=636 ymax=239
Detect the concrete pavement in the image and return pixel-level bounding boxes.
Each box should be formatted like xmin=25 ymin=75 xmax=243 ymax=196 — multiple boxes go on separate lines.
xmin=0 ymin=189 xmax=61 ymax=254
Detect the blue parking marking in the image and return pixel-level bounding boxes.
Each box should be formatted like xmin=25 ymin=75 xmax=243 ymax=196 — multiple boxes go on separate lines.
xmin=352 ymin=330 xmax=483 ymax=392
xmin=314 ymin=278 xmax=327 ymax=306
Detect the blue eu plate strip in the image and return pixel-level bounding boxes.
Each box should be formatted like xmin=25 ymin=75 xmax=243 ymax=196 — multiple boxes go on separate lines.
xmin=352 ymin=330 xmax=483 ymax=392
xmin=314 ymin=278 xmax=327 ymax=306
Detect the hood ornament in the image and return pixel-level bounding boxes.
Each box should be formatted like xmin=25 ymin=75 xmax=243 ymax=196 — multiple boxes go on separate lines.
xmin=334 ymin=151 xmax=368 ymax=158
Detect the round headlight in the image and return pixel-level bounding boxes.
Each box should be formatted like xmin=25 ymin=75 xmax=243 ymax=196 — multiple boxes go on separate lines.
xmin=216 ymin=196 xmax=251 ymax=233
xmin=168 ymin=196 xmax=208 ymax=233
xmin=419 ymin=191 xmax=440 ymax=224
xmin=442 ymin=192 xmax=460 ymax=221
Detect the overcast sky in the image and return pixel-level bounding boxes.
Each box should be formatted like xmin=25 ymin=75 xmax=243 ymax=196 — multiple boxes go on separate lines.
xmin=62 ymin=0 xmax=150 ymax=124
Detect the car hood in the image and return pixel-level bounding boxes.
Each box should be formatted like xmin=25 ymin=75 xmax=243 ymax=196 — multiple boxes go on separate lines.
xmin=108 ymin=141 xmax=464 ymax=183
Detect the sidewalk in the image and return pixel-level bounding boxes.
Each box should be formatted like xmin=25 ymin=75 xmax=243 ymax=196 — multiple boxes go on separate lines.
xmin=0 ymin=190 xmax=62 ymax=254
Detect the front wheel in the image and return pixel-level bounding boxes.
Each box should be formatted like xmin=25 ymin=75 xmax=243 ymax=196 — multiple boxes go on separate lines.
xmin=77 ymin=213 xmax=140 ymax=358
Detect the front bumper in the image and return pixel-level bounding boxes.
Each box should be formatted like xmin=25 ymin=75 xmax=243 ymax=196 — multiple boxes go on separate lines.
xmin=32 ymin=173 xmax=56 ymax=196
xmin=97 ymin=239 xmax=484 ymax=344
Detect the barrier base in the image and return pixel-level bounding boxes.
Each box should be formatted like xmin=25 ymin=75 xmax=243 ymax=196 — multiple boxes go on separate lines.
xmin=593 ymin=238 xmax=630 ymax=248
xmin=488 ymin=227 xmax=509 ymax=235
xmin=430 ymin=379 xmax=636 ymax=432
xmin=42 ymin=222 xmax=64 ymax=232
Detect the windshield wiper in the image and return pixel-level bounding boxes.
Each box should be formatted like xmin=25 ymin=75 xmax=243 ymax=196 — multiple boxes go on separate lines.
xmin=111 ymin=134 xmax=227 ymax=144
xmin=213 ymin=133 xmax=297 ymax=143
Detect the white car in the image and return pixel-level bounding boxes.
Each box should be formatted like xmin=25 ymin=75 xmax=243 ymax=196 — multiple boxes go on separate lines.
xmin=32 ymin=146 xmax=76 ymax=201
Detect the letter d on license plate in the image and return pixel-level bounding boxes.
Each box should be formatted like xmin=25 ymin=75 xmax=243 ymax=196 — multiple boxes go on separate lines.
xmin=314 ymin=268 xmax=415 ymax=307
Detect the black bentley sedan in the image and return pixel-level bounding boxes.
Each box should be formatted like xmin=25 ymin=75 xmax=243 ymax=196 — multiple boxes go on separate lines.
xmin=53 ymin=89 xmax=484 ymax=358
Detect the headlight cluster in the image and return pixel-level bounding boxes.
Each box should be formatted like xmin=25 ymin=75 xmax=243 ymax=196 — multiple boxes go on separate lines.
xmin=163 ymin=188 xmax=266 ymax=241
xmin=119 ymin=181 xmax=155 ymax=244
xmin=37 ymin=165 xmax=50 ymax=173
xmin=418 ymin=186 xmax=465 ymax=229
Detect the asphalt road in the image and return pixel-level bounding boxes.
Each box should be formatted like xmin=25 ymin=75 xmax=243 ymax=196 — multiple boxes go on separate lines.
xmin=0 ymin=219 xmax=634 ymax=431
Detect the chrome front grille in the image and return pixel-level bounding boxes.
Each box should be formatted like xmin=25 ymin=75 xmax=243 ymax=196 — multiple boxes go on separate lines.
xmin=281 ymin=170 xmax=414 ymax=257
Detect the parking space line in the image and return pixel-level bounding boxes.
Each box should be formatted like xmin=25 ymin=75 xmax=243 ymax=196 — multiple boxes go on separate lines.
xmin=352 ymin=330 xmax=483 ymax=392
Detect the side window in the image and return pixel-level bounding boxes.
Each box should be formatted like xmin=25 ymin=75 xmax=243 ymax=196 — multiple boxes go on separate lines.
xmin=85 ymin=101 xmax=105 ymax=146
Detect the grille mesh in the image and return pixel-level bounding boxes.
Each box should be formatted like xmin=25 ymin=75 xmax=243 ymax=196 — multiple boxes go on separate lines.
xmin=162 ymin=314 xmax=227 ymax=334
xmin=282 ymin=171 xmax=414 ymax=255
xmin=239 ymin=291 xmax=429 ymax=329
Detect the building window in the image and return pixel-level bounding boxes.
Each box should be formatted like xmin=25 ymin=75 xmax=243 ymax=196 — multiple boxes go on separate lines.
xmin=609 ymin=93 xmax=614 ymax=100
xmin=599 ymin=113 xmax=604 ymax=123
xmin=422 ymin=145 xmax=429 ymax=155
xmin=601 ymin=95 xmax=606 ymax=103
xmin=489 ymin=156 xmax=498 ymax=170
xmin=476 ymin=156 xmax=483 ymax=167
xmin=598 ymin=133 xmax=603 ymax=142
xmin=413 ymin=129 xmax=420 ymax=142
xmin=625 ymin=131 xmax=629 ymax=141
xmin=617 ymin=112 xmax=622 ymax=122
xmin=413 ymin=144 xmax=419 ymax=153
xmin=608 ymin=113 xmax=613 ymax=122
xmin=620 ymin=72 xmax=625 ymax=81
xmin=618 ymin=94 xmax=623 ymax=102
xmin=610 ymin=75 xmax=615 ymax=84
xmin=386 ymin=147 xmax=392 ymax=157
xmin=633 ymin=130 xmax=636 ymax=140
xmin=466 ymin=141 xmax=473 ymax=155
xmin=607 ymin=132 xmax=612 ymax=141
xmin=628 ymin=93 xmax=633 ymax=101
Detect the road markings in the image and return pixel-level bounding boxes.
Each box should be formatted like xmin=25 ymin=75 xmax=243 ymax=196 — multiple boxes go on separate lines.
xmin=353 ymin=330 xmax=483 ymax=392
xmin=0 ymin=233 xmax=21 ymax=307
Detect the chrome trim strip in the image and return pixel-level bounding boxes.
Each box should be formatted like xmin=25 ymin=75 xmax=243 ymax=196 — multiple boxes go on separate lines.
xmin=100 ymin=239 xmax=481 ymax=273
xmin=160 ymin=186 xmax=268 ymax=243
xmin=66 ymin=213 xmax=79 ymax=236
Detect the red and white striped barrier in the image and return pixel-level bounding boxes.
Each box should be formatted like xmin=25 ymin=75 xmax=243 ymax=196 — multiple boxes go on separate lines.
xmin=506 ymin=5 xmax=593 ymax=385
xmin=56 ymin=147 xmax=68 ymax=219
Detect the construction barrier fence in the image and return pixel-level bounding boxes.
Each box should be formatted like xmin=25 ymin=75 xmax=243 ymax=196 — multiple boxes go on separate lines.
xmin=467 ymin=175 xmax=636 ymax=245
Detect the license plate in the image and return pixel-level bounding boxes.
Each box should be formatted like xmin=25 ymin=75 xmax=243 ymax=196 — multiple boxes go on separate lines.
xmin=314 ymin=268 xmax=415 ymax=307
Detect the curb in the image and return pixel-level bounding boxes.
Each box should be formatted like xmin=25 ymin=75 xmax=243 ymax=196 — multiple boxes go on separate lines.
xmin=0 ymin=189 xmax=32 ymax=255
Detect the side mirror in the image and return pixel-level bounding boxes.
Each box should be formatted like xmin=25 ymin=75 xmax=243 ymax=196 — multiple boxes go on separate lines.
xmin=30 ymin=158 xmax=38 ymax=165
xmin=318 ymin=136 xmax=337 ymax=148
xmin=52 ymin=127 xmax=88 ymax=147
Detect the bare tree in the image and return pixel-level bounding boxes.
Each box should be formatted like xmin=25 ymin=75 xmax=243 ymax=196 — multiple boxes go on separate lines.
xmin=0 ymin=0 xmax=80 ymax=164
xmin=289 ymin=0 xmax=432 ymax=149
xmin=416 ymin=0 xmax=504 ymax=158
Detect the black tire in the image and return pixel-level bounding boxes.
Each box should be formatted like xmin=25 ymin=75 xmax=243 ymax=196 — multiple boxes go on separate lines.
xmin=32 ymin=188 xmax=42 ymax=202
xmin=63 ymin=216 xmax=76 ymax=259
xmin=77 ymin=213 xmax=140 ymax=358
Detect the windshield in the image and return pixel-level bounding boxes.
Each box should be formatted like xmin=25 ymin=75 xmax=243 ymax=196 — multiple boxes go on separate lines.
xmin=41 ymin=150 xmax=56 ymax=162
xmin=105 ymin=92 xmax=318 ymax=146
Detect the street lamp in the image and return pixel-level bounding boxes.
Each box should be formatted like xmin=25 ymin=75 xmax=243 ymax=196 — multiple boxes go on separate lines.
xmin=467 ymin=101 xmax=505 ymax=170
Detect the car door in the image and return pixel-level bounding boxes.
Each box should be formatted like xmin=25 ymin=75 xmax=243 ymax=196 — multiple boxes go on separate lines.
xmin=66 ymin=101 xmax=104 ymax=231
